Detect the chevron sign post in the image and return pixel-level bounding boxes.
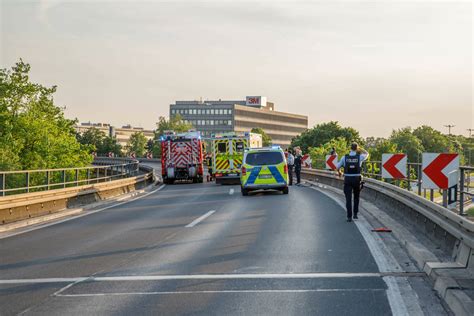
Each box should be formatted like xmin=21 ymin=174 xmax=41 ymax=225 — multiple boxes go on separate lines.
xmin=381 ymin=153 xmax=407 ymax=179
xmin=325 ymin=155 xmax=338 ymax=170
xmin=422 ymin=153 xmax=459 ymax=189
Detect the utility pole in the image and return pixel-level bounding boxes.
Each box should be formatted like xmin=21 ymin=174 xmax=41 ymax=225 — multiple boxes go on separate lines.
xmin=467 ymin=128 xmax=474 ymax=137
xmin=444 ymin=124 xmax=455 ymax=135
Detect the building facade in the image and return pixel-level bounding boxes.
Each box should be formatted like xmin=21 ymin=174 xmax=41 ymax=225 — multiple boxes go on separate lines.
xmin=170 ymin=96 xmax=308 ymax=147
xmin=75 ymin=122 xmax=154 ymax=148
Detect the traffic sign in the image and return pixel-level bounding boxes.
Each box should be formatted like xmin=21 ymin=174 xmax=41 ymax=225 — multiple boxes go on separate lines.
xmin=381 ymin=154 xmax=407 ymax=179
xmin=422 ymin=153 xmax=459 ymax=189
xmin=302 ymin=154 xmax=312 ymax=168
xmin=325 ymin=155 xmax=338 ymax=170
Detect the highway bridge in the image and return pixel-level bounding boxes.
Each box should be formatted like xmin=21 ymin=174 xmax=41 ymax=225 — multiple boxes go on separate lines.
xmin=0 ymin=161 xmax=472 ymax=315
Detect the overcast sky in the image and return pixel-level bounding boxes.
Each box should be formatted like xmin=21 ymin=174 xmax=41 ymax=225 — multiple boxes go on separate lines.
xmin=1 ymin=0 xmax=472 ymax=137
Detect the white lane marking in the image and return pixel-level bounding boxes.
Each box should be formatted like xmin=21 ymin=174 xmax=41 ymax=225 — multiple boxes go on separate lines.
xmin=307 ymin=183 xmax=412 ymax=316
xmin=56 ymin=288 xmax=384 ymax=297
xmin=0 ymin=185 xmax=166 ymax=240
xmin=185 ymin=210 xmax=216 ymax=228
xmin=229 ymin=188 xmax=234 ymax=195
xmin=0 ymin=272 xmax=389 ymax=284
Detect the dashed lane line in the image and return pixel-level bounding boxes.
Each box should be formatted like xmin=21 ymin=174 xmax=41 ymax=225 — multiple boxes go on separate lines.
xmin=185 ymin=210 xmax=216 ymax=228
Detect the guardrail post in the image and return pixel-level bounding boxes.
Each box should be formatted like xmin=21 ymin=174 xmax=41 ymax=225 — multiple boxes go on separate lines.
xmin=460 ymin=169 xmax=465 ymax=216
xmin=26 ymin=172 xmax=30 ymax=193
xmin=0 ymin=173 xmax=4 ymax=197
xmin=442 ymin=190 xmax=448 ymax=208
xmin=75 ymin=169 xmax=79 ymax=186
xmin=62 ymin=170 xmax=66 ymax=188
xmin=417 ymin=164 xmax=422 ymax=196
xmin=46 ymin=171 xmax=50 ymax=191
xmin=86 ymin=169 xmax=90 ymax=185
xmin=430 ymin=189 xmax=434 ymax=202
xmin=96 ymin=167 xmax=100 ymax=183
xmin=104 ymin=167 xmax=107 ymax=181
xmin=121 ymin=165 xmax=125 ymax=178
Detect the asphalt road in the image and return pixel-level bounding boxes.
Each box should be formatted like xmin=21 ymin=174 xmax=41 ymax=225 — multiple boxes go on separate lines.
xmin=0 ymin=177 xmax=448 ymax=315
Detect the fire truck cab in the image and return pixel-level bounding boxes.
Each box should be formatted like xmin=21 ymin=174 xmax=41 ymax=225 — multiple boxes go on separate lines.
xmin=160 ymin=130 xmax=204 ymax=184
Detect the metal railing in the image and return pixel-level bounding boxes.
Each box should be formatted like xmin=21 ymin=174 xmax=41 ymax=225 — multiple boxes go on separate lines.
xmin=0 ymin=159 xmax=139 ymax=196
xmin=310 ymin=159 xmax=473 ymax=216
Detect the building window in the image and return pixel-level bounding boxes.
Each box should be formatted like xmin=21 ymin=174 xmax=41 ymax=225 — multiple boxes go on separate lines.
xmin=205 ymin=109 xmax=209 ymax=115
xmin=211 ymin=109 xmax=215 ymax=115
xmin=210 ymin=120 xmax=214 ymax=125
xmin=228 ymin=109 xmax=232 ymax=115
xmin=171 ymin=109 xmax=176 ymax=114
xmin=184 ymin=109 xmax=188 ymax=115
xmin=228 ymin=120 xmax=232 ymax=125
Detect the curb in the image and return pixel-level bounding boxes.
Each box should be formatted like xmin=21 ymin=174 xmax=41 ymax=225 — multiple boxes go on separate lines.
xmin=0 ymin=182 xmax=158 ymax=234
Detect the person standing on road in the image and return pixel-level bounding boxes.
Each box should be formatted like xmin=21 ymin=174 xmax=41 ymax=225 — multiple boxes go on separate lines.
xmin=286 ymin=149 xmax=295 ymax=186
xmin=335 ymin=143 xmax=369 ymax=222
xmin=294 ymin=147 xmax=302 ymax=185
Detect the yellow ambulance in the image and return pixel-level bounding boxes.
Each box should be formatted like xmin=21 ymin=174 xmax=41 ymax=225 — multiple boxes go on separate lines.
xmin=211 ymin=132 xmax=262 ymax=184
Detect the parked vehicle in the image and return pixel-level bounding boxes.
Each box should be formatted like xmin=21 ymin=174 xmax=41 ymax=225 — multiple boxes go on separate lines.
xmin=211 ymin=132 xmax=262 ymax=184
xmin=160 ymin=130 xmax=204 ymax=184
xmin=240 ymin=146 xmax=289 ymax=196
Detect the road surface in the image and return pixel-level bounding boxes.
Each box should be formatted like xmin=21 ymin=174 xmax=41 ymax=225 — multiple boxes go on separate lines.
xmin=0 ymin=179 xmax=448 ymax=315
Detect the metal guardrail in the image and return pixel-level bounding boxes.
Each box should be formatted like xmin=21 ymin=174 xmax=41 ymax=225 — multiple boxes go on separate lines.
xmin=301 ymin=168 xmax=474 ymax=249
xmin=311 ymin=159 xmax=473 ymax=216
xmin=0 ymin=158 xmax=140 ymax=196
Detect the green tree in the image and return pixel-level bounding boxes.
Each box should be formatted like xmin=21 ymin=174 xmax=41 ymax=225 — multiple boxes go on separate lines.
xmin=389 ymin=127 xmax=424 ymax=162
xmin=100 ymin=136 xmax=122 ymax=157
xmin=155 ymin=114 xmax=193 ymax=137
xmin=291 ymin=121 xmax=362 ymax=153
xmin=367 ymin=138 xmax=398 ymax=161
xmin=126 ymin=131 xmax=147 ymax=157
xmin=76 ymin=127 xmax=122 ymax=157
xmin=308 ymin=137 xmax=350 ymax=169
xmin=413 ymin=125 xmax=453 ymax=153
xmin=0 ymin=60 xmax=92 ymax=171
xmin=251 ymin=127 xmax=272 ymax=146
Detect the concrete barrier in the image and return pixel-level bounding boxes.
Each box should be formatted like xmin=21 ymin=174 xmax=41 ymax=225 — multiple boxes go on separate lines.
xmin=301 ymin=168 xmax=474 ymax=315
xmin=301 ymin=168 xmax=473 ymax=268
xmin=0 ymin=165 xmax=154 ymax=225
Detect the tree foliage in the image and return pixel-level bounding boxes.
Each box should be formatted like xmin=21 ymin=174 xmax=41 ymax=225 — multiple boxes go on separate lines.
xmin=155 ymin=114 xmax=193 ymax=137
xmin=0 ymin=60 xmax=92 ymax=171
xmin=308 ymin=137 xmax=350 ymax=168
xmin=126 ymin=131 xmax=147 ymax=157
xmin=76 ymin=127 xmax=122 ymax=157
xmin=389 ymin=127 xmax=424 ymax=162
xmin=291 ymin=121 xmax=362 ymax=153
xmin=251 ymin=127 xmax=272 ymax=146
xmin=366 ymin=138 xmax=398 ymax=161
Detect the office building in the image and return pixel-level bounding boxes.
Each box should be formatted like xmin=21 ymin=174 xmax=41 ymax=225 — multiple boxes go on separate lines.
xmin=75 ymin=122 xmax=154 ymax=148
xmin=170 ymin=96 xmax=308 ymax=147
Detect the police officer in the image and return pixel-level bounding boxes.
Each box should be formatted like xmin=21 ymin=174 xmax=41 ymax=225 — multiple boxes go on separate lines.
xmin=335 ymin=143 xmax=369 ymax=222
xmin=286 ymin=149 xmax=295 ymax=186
xmin=294 ymin=147 xmax=302 ymax=185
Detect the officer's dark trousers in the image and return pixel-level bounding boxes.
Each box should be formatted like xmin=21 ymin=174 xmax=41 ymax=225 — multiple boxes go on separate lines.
xmin=343 ymin=176 xmax=361 ymax=219
xmin=295 ymin=167 xmax=301 ymax=184
xmin=288 ymin=165 xmax=294 ymax=185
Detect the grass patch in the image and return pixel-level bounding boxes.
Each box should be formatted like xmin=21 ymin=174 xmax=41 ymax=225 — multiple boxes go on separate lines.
xmin=467 ymin=207 xmax=474 ymax=217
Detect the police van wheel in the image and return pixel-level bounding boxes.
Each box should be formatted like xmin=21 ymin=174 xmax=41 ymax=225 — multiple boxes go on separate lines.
xmin=241 ymin=187 xmax=249 ymax=196
xmin=282 ymin=187 xmax=289 ymax=194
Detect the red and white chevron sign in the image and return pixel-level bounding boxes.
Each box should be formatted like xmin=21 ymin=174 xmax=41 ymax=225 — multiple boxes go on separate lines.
xmin=382 ymin=153 xmax=407 ymax=179
xmin=422 ymin=153 xmax=459 ymax=189
xmin=325 ymin=155 xmax=338 ymax=170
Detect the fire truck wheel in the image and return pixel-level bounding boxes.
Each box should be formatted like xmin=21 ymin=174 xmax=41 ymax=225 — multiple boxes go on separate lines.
xmin=241 ymin=187 xmax=249 ymax=196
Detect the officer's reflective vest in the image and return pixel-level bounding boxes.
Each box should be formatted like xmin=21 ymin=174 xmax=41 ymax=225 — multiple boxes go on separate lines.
xmin=344 ymin=154 xmax=361 ymax=175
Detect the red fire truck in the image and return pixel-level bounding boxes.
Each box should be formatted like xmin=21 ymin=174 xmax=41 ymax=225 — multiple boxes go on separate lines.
xmin=160 ymin=130 xmax=204 ymax=184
